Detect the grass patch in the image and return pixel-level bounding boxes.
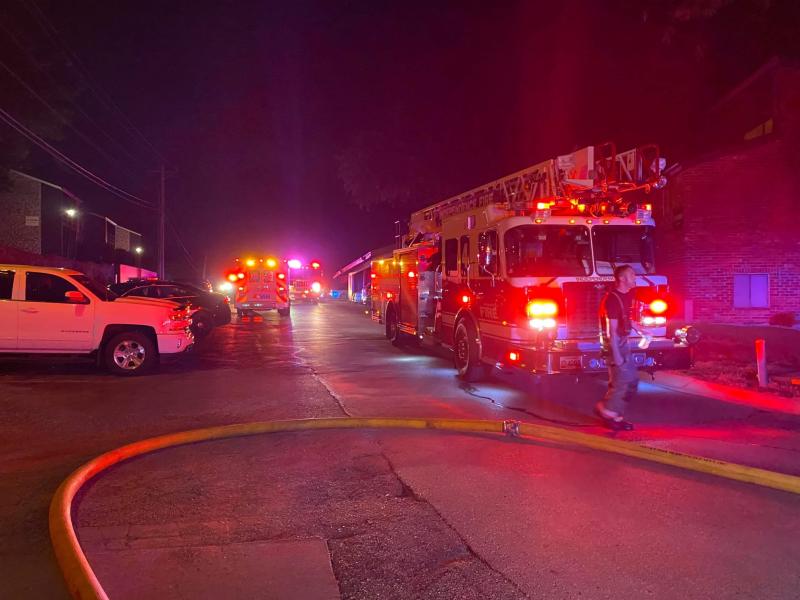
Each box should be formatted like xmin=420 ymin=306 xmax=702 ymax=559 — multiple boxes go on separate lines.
xmin=682 ymin=323 xmax=800 ymax=397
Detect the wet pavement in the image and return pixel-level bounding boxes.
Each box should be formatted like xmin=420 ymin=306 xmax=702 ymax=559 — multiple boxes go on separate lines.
xmin=2 ymin=301 xmax=800 ymax=598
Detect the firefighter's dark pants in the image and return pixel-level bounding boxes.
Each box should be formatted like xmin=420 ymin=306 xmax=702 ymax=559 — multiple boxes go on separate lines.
xmin=604 ymin=343 xmax=639 ymax=416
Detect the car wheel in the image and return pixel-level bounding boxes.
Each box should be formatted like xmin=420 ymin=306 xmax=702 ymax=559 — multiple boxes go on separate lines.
xmin=104 ymin=331 xmax=156 ymax=376
xmin=454 ymin=319 xmax=484 ymax=382
xmin=191 ymin=311 xmax=214 ymax=338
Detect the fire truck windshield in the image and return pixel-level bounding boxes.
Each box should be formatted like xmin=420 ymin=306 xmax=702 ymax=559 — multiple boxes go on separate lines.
xmin=504 ymin=225 xmax=591 ymax=277
xmin=592 ymin=225 xmax=656 ymax=275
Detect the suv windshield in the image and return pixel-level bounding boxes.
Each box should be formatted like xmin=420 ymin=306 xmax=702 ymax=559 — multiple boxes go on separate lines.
xmin=504 ymin=225 xmax=591 ymax=277
xmin=72 ymin=275 xmax=117 ymax=301
xmin=592 ymin=225 xmax=655 ymax=275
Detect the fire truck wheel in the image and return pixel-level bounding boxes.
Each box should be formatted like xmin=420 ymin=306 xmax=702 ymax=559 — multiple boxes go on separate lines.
xmin=454 ymin=319 xmax=484 ymax=382
xmin=278 ymin=306 xmax=291 ymax=317
xmin=386 ymin=305 xmax=401 ymax=345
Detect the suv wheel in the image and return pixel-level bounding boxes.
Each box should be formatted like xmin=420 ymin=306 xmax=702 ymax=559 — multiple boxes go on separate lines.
xmin=104 ymin=331 xmax=156 ymax=376
xmin=191 ymin=311 xmax=214 ymax=338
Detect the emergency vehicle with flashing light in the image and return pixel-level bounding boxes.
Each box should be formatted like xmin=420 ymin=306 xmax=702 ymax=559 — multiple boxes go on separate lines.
xmin=225 ymin=256 xmax=290 ymax=317
xmin=370 ymin=142 xmax=699 ymax=381
xmin=288 ymin=260 xmax=324 ymax=303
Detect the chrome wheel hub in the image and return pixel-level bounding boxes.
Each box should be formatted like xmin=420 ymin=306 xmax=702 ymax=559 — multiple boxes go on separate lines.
xmin=113 ymin=340 xmax=145 ymax=370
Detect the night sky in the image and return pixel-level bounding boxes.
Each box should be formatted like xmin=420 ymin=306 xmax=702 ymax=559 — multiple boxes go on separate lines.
xmin=2 ymin=0 xmax=798 ymax=282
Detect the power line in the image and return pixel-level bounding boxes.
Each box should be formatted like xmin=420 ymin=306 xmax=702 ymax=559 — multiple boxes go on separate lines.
xmin=21 ymin=0 xmax=166 ymax=163
xmin=0 ymin=105 xmax=155 ymax=210
xmin=168 ymin=218 xmax=198 ymax=274
xmin=0 ymin=16 xmax=153 ymax=170
xmin=0 ymin=57 xmax=122 ymax=168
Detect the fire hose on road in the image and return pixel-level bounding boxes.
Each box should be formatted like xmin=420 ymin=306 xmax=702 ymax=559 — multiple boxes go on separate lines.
xmin=50 ymin=417 xmax=800 ymax=600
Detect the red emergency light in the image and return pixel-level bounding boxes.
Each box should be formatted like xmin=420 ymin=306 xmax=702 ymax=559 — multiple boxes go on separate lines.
xmin=649 ymin=299 xmax=668 ymax=314
xmin=310 ymin=260 xmax=321 ymax=269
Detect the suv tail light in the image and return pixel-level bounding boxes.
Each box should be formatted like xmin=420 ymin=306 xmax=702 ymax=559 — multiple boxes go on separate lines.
xmin=164 ymin=309 xmax=192 ymax=331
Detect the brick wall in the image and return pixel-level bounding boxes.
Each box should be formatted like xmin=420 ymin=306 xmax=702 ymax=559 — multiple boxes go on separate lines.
xmin=658 ymin=139 xmax=800 ymax=324
xmin=0 ymin=172 xmax=41 ymax=254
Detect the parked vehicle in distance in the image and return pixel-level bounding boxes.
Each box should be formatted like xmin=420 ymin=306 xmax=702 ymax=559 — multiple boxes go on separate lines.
xmin=0 ymin=265 xmax=194 ymax=375
xmin=109 ymin=279 xmax=232 ymax=338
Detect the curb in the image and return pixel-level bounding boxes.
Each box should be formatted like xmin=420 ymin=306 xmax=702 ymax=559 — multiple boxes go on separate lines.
xmin=50 ymin=417 xmax=800 ymax=600
xmin=643 ymin=371 xmax=800 ymax=415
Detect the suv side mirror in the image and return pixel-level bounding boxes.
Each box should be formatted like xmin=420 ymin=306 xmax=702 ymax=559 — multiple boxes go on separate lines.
xmin=65 ymin=291 xmax=88 ymax=304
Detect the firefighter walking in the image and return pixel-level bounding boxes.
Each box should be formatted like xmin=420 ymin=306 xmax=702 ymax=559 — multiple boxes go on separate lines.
xmin=596 ymin=265 xmax=646 ymax=431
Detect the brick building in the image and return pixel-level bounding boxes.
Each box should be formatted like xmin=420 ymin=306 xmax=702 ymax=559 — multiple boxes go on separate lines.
xmin=0 ymin=170 xmax=146 ymax=282
xmin=657 ymin=58 xmax=800 ymax=324
xmin=0 ymin=170 xmax=82 ymax=258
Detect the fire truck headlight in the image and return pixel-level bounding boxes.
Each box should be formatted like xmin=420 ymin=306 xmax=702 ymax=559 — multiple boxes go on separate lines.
xmin=311 ymin=281 xmax=322 ymax=293
xmin=529 ymin=318 xmax=557 ymax=330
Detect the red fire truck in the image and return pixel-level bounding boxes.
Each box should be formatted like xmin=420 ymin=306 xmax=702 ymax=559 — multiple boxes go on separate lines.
xmin=289 ymin=260 xmax=324 ymax=303
xmin=225 ymin=257 xmax=291 ymax=317
xmin=371 ymin=143 xmax=698 ymax=380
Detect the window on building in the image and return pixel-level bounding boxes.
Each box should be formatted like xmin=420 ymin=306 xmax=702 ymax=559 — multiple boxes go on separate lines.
xmin=733 ymin=274 xmax=769 ymax=308
xmin=0 ymin=270 xmax=14 ymax=300
xmin=444 ymin=238 xmax=458 ymax=275
xmin=25 ymin=272 xmax=78 ymax=303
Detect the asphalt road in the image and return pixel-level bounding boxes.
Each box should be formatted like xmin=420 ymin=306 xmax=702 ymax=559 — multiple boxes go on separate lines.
xmin=1 ymin=301 xmax=799 ymax=599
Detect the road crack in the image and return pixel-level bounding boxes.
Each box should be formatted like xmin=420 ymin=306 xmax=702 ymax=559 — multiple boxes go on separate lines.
xmin=376 ymin=445 xmax=532 ymax=599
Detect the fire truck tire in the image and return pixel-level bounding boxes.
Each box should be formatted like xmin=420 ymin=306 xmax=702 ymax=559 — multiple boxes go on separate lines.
xmin=278 ymin=306 xmax=291 ymax=317
xmin=385 ymin=305 xmax=401 ymax=345
xmin=454 ymin=319 xmax=484 ymax=382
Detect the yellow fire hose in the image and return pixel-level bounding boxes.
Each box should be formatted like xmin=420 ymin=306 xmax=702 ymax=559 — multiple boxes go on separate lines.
xmin=50 ymin=417 xmax=800 ymax=600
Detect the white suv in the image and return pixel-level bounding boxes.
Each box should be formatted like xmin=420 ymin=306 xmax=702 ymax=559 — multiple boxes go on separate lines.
xmin=0 ymin=265 xmax=194 ymax=375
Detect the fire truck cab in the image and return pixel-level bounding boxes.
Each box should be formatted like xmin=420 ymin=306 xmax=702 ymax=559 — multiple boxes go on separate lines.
xmin=372 ymin=143 xmax=698 ymax=380
xmin=226 ymin=257 xmax=290 ymax=317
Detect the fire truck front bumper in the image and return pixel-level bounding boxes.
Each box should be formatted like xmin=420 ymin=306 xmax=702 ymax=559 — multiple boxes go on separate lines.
xmin=500 ymin=339 xmax=692 ymax=375
xmin=235 ymin=301 xmax=288 ymax=311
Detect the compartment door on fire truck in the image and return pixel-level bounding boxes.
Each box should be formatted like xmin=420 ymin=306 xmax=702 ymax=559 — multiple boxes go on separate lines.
xmin=398 ymin=249 xmax=419 ymax=331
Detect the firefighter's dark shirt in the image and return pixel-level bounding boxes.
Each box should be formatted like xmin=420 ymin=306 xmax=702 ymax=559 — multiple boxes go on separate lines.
xmin=600 ymin=289 xmax=635 ymax=339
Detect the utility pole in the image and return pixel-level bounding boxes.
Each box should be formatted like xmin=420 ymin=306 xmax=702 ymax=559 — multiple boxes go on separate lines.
xmin=158 ymin=164 xmax=166 ymax=278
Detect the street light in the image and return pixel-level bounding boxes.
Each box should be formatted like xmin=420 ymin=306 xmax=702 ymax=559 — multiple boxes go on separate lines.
xmin=64 ymin=208 xmax=78 ymax=218
xmin=134 ymin=246 xmax=144 ymax=255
